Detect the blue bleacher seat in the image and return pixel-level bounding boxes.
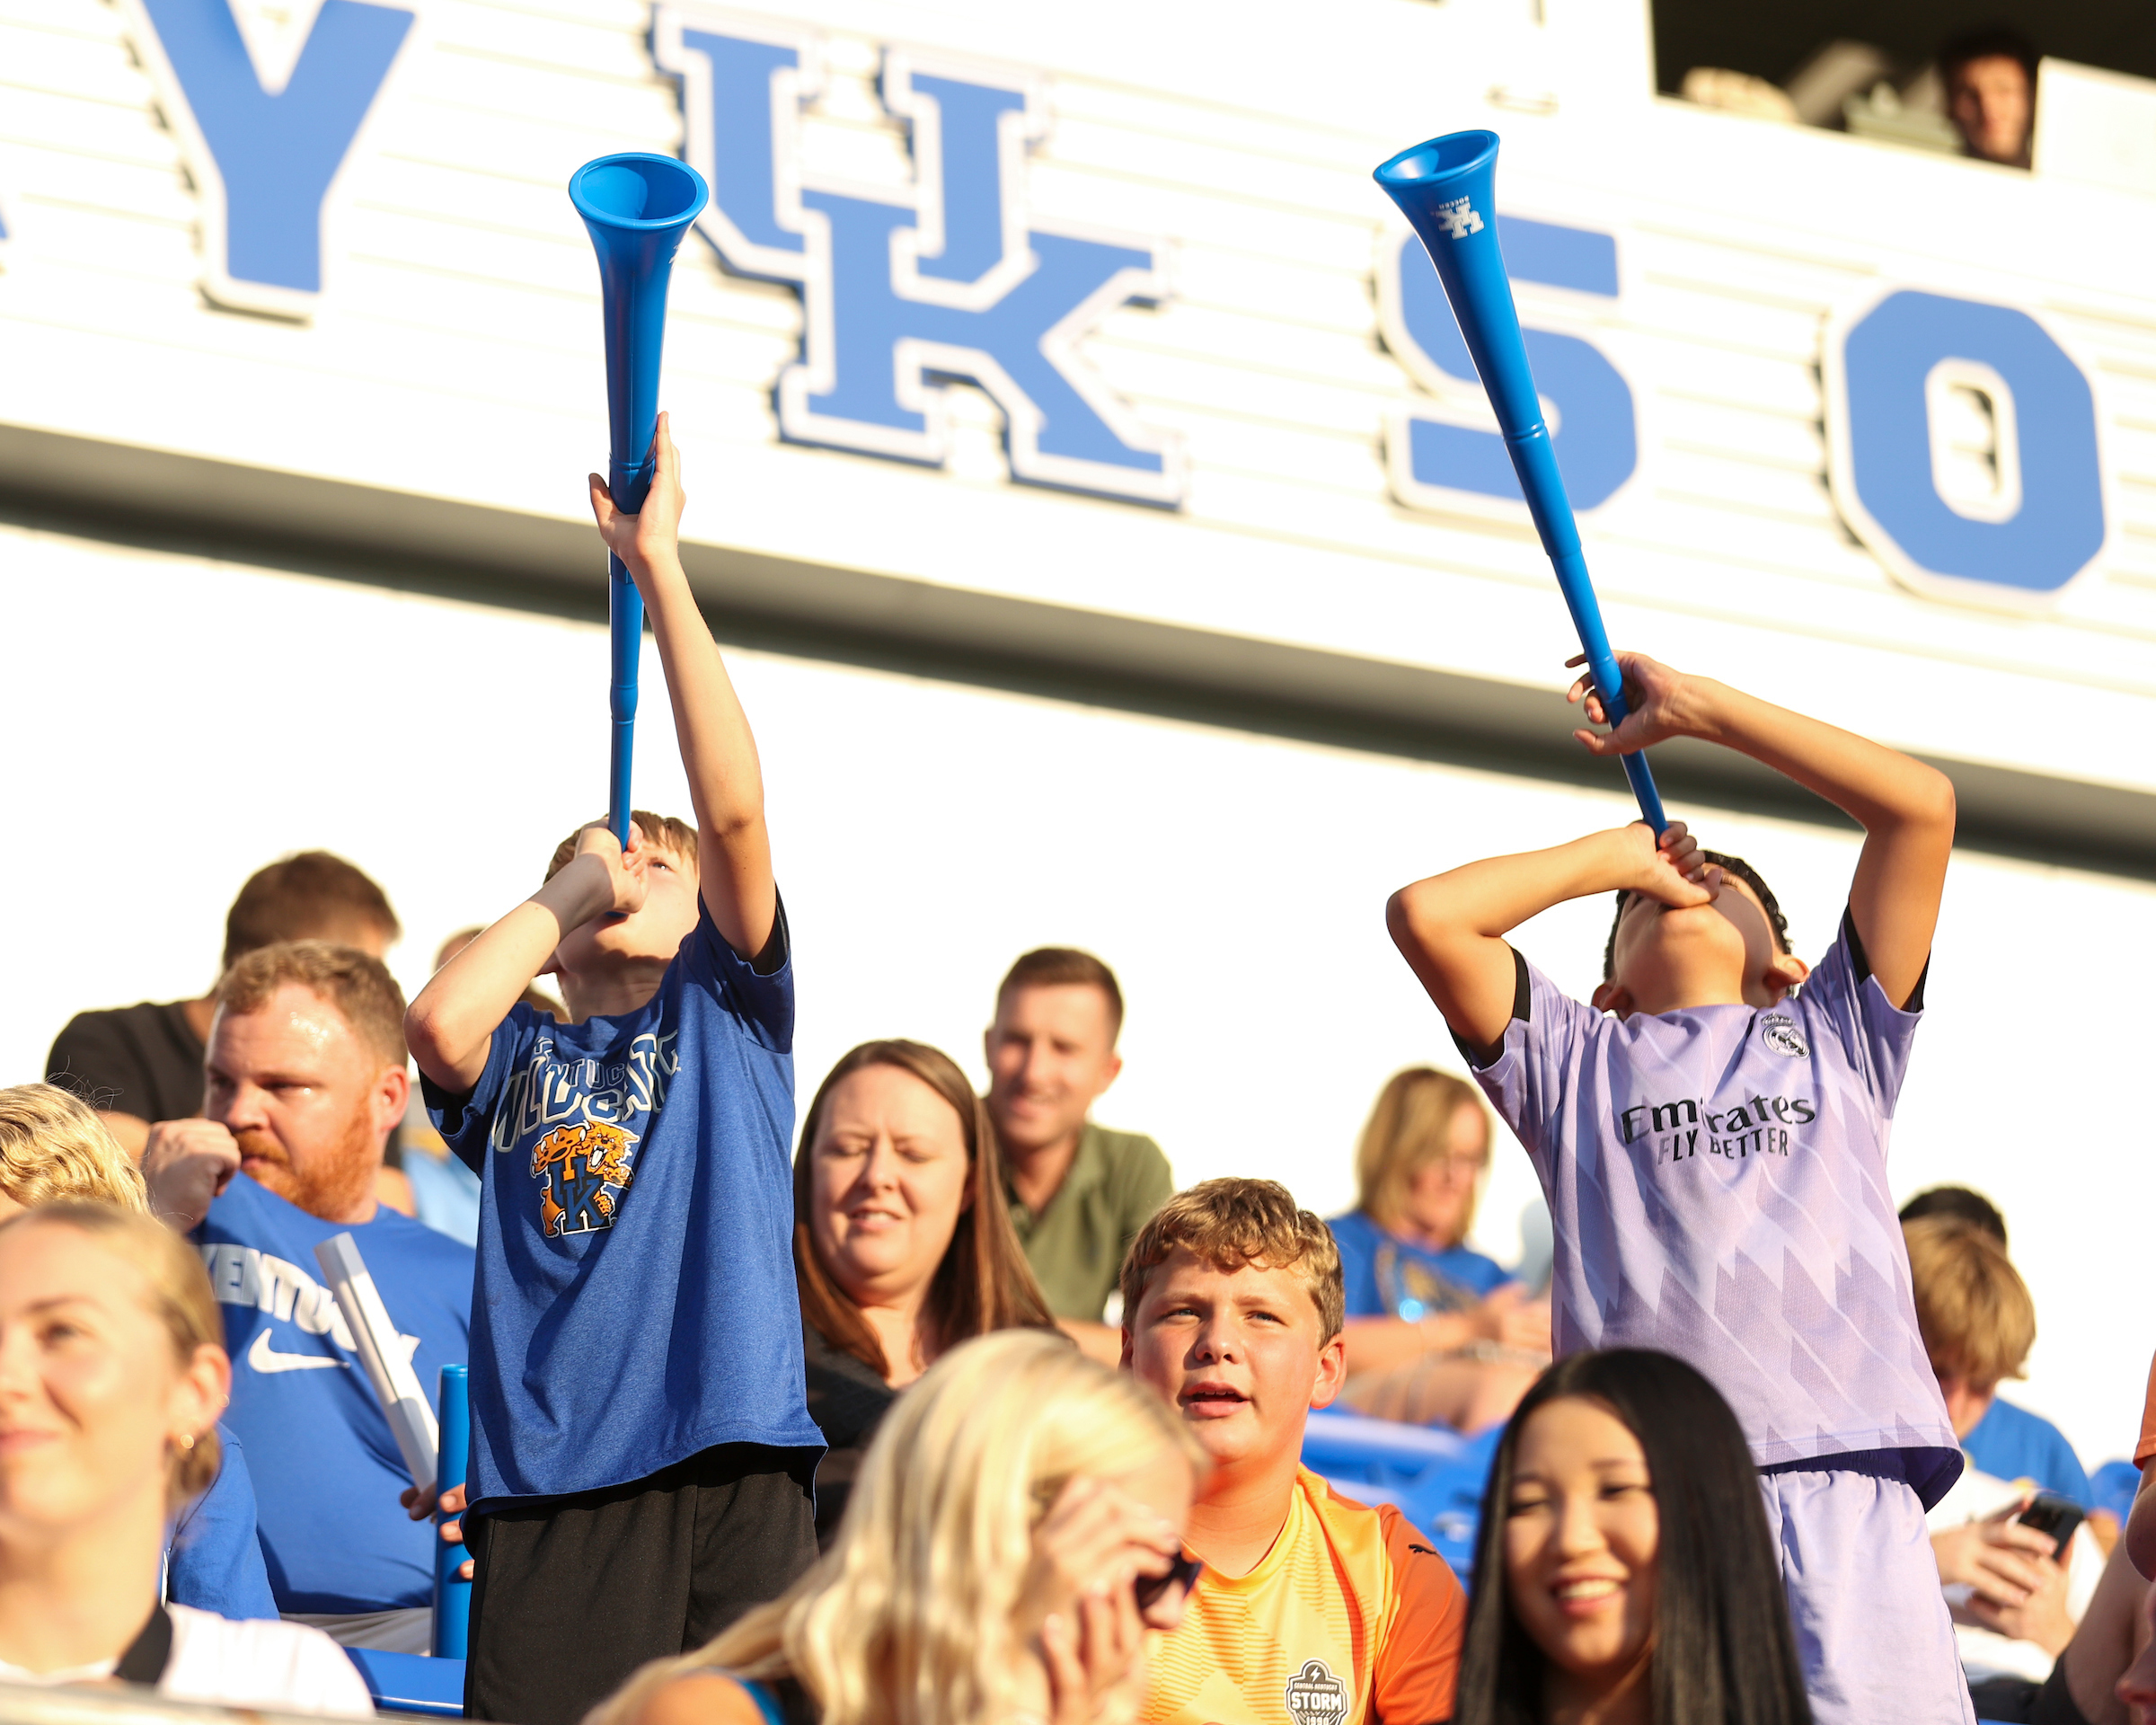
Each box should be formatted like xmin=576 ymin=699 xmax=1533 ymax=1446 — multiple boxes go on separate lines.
xmin=345 ymin=1648 xmax=464 ymax=1718
xmin=1302 ymin=1408 xmax=1502 ymax=1579
xmin=2092 ymin=1459 xmax=2141 ymax=1525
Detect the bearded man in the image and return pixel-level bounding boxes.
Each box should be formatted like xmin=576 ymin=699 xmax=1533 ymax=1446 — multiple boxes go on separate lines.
xmin=145 ymin=941 xmax=473 ymax=1654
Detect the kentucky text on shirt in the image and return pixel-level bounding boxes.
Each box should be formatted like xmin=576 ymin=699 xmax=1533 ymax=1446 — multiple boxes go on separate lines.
xmin=199 ymin=1243 xmax=358 ymax=1351
xmin=487 ymin=1031 xmax=681 ymax=1153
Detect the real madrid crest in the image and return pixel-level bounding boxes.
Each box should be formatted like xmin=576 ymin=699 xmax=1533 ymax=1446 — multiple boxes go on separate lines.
xmin=1760 ymin=1013 xmax=1808 ymax=1059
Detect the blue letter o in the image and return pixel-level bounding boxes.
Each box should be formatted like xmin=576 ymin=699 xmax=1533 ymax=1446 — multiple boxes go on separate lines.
xmin=1839 ymin=289 xmax=2104 ymax=598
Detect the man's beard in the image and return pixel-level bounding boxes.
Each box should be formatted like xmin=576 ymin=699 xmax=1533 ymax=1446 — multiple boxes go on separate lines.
xmin=234 ymin=1101 xmax=379 ymax=1222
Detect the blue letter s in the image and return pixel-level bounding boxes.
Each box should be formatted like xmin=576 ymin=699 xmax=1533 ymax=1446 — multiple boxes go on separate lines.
xmin=1379 ymin=217 xmax=1637 ymax=521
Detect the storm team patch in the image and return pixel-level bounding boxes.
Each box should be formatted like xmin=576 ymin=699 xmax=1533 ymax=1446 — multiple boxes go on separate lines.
xmin=531 ymin=1120 xmax=639 ymax=1236
xmin=1760 ymin=1013 xmax=1808 ymax=1058
xmin=1285 ymin=1659 xmax=1348 ymax=1725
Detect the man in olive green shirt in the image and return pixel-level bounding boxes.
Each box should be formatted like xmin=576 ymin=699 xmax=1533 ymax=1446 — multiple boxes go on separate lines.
xmin=985 ymin=949 xmax=1173 ymax=1363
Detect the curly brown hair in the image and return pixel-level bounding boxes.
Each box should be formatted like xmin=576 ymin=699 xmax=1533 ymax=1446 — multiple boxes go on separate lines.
xmin=1119 ymin=1177 xmax=1344 ymax=1341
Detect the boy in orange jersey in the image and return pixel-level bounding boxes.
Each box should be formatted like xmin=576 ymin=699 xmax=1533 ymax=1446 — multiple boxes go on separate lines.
xmin=1122 ymin=1179 xmax=1465 ymax=1725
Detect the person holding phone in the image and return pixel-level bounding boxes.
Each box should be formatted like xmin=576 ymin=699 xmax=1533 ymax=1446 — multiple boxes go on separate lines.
xmin=1908 ymin=1216 xmax=2103 ymax=1720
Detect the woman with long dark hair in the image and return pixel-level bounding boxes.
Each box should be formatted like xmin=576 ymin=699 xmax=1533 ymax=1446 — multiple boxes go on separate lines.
xmin=1454 ymin=1349 xmax=1812 ymax=1725
xmin=792 ymin=1039 xmax=1058 ymax=1544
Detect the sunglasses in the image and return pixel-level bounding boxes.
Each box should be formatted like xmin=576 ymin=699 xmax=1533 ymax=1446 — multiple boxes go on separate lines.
xmin=1133 ymin=1551 xmax=1204 ymax=1616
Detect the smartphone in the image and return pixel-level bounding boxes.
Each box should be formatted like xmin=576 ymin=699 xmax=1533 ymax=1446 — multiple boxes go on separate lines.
xmin=2017 ymin=1492 xmax=2086 ymax=1559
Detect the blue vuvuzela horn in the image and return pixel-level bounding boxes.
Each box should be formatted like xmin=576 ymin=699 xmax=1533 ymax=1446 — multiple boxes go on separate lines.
xmin=1374 ymin=130 xmax=1667 ymax=835
xmin=569 ymin=153 xmax=711 ymax=847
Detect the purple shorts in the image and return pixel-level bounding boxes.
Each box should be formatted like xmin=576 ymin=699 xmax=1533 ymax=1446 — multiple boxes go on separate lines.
xmin=1757 ymin=1463 xmax=1976 ymax=1725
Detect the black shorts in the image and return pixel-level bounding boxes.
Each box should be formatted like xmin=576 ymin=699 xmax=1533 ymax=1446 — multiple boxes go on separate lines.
xmin=464 ymin=1443 xmax=818 ymax=1725
xmin=1970 ymin=1660 xmax=2096 ymax=1725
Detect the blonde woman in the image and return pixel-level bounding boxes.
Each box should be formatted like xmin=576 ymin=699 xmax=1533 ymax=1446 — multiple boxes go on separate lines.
xmin=593 ymin=1331 xmax=1204 ymax=1725
xmin=1329 ymin=1068 xmax=1548 ymax=1432
xmin=0 ymin=1200 xmax=372 ymax=1712
xmin=0 ymin=1083 xmax=277 ymax=1621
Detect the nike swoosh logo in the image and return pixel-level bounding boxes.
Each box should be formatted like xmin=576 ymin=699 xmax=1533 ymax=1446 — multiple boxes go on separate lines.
xmin=248 ymin=1329 xmax=346 ymax=1374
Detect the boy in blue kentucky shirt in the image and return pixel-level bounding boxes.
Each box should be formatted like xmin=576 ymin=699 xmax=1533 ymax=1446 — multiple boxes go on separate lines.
xmin=407 ymin=415 xmax=821 ymax=1725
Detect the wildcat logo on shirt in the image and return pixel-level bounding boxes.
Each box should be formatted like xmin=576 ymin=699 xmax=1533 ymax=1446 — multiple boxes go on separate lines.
xmin=492 ymin=1031 xmax=677 ymax=1236
xmin=532 ymin=1120 xmax=640 ymax=1237
xmin=1374 ymin=1243 xmax=1478 ymax=1322
xmin=1285 ymin=1659 xmax=1348 ymax=1725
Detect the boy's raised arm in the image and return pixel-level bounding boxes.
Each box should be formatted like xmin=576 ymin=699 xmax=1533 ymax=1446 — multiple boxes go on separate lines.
xmin=589 ymin=414 xmax=777 ymax=963
xmin=406 ymin=829 xmax=647 ymax=1092
xmin=1388 ymin=824 xmax=1713 ymax=1056
xmin=1570 ymin=652 xmax=1955 ymax=1009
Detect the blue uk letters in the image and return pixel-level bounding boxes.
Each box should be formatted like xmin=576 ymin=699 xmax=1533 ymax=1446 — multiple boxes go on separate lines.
xmin=656 ymin=11 xmax=1185 ymax=504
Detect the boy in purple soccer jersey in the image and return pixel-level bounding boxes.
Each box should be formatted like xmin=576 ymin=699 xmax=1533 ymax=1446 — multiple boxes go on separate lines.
xmin=1387 ymin=649 xmax=1970 ymax=1725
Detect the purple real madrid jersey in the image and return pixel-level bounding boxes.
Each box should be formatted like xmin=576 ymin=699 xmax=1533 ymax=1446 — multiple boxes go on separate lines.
xmin=1471 ymin=911 xmax=1960 ymax=1506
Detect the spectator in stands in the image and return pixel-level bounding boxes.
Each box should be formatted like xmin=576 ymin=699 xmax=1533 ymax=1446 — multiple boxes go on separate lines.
xmin=2005 ymin=1524 xmax=2152 ymax=1725
xmin=1329 ymin=1068 xmax=1547 ymax=1432
xmin=1123 ymin=1179 xmax=1466 ymax=1725
xmin=985 ymin=949 xmax=1171 ymax=1363
xmin=590 ymin=1331 xmax=1202 ymax=1725
xmin=1906 ymin=1212 xmax=2090 ymax=1504
xmin=47 ymin=851 xmax=401 ymax=1154
xmin=793 ymin=1039 xmax=1057 ymax=1545
xmin=2132 ymin=1357 xmax=2156 ymax=1583
xmin=2118 ymin=1580 xmax=2156 ymax=1725
xmin=143 ymin=942 xmax=473 ymax=1654
xmin=1454 ymin=1349 xmax=1812 ymax=1725
xmin=1911 ymin=1216 xmax=2102 ymax=1715
xmin=0 ymin=1083 xmax=276 ymax=1623
xmin=1942 ymin=25 xmax=2040 ymax=167
xmin=0 ymin=1201 xmax=372 ymax=1714
xmin=1904 ymin=1183 xmax=2010 ymax=1246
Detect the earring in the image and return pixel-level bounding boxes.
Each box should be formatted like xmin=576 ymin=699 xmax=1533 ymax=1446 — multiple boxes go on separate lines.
xmin=175 ymin=1432 xmax=196 ymax=1451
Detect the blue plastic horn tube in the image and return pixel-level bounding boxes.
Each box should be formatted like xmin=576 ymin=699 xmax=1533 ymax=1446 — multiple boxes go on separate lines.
xmin=1372 ymin=130 xmax=1667 ymax=836
xmin=432 ymin=1363 xmax=472 ymax=1659
xmin=568 ymin=153 xmax=711 ymax=846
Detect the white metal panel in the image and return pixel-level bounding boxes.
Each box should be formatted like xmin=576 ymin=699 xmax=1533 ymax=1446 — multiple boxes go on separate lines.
xmin=1 ymin=0 xmax=2154 ymax=797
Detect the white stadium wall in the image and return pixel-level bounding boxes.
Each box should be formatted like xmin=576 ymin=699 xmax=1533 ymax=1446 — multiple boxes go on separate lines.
xmin=3 ymin=0 xmax=2155 ymax=1461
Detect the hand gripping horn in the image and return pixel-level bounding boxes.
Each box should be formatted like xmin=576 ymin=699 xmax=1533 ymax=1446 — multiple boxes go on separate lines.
xmin=1374 ymin=130 xmax=1667 ymax=834
xmin=569 ymin=153 xmax=711 ymax=847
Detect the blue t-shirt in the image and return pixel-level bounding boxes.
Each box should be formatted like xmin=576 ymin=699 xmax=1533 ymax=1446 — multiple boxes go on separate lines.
xmin=427 ymin=898 xmax=821 ymax=1512
xmin=1328 ymin=1210 xmax=1512 ymax=1321
xmin=195 ymin=1173 xmax=474 ymax=1613
xmin=1964 ymin=1396 xmax=2091 ymax=1507
xmin=166 ymin=1423 xmax=278 ymax=1621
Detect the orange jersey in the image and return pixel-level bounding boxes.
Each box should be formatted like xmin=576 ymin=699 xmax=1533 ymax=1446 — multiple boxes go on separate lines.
xmin=1144 ymin=1468 xmax=1466 ymax=1725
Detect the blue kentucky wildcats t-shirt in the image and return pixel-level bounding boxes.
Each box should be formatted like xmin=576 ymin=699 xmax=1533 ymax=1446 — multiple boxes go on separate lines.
xmin=196 ymin=1173 xmax=473 ymax=1613
xmin=426 ymin=897 xmax=821 ymax=1513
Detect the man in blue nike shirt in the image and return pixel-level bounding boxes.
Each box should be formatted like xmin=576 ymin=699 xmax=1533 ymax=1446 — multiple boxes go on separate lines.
xmin=146 ymin=941 xmax=473 ymax=1654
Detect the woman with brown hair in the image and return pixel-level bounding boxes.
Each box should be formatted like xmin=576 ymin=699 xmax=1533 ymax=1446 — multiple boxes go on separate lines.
xmin=0 ymin=1200 xmax=372 ymax=1712
xmin=1329 ymin=1067 xmax=1549 ymax=1432
xmin=793 ymin=1040 xmax=1058 ymax=1544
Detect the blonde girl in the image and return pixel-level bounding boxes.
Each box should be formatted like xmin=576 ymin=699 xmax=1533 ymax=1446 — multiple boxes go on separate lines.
xmin=594 ymin=1330 xmax=1205 ymax=1725
xmin=0 ymin=1200 xmax=371 ymax=1712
